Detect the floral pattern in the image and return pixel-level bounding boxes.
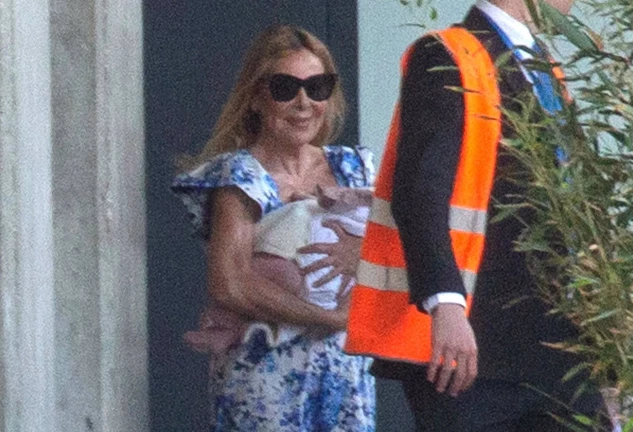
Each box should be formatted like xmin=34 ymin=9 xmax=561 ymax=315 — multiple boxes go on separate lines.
xmin=211 ymin=330 xmax=375 ymax=432
xmin=172 ymin=145 xmax=376 ymax=432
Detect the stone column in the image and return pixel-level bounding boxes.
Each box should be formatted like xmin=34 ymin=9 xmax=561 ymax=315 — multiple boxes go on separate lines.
xmin=0 ymin=0 xmax=147 ymax=430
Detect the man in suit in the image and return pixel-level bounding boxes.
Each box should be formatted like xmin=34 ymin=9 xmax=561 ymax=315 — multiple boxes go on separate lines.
xmin=369 ymin=0 xmax=610 ymax=430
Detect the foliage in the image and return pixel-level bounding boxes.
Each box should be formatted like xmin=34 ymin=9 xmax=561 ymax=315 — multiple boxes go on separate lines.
xmin=394 ymin=0 xmax=439 ymax=28
xmin=500 ymin=0 xmax=633 ymax=426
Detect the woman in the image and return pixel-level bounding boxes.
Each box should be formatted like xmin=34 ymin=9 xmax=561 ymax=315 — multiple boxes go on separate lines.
xmin=172 ymin=25 xmax=375 ymax=431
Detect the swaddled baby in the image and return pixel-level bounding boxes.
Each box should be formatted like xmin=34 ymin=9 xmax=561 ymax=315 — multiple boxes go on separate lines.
xmin=184 ymin=186 xmax=373 ymax=356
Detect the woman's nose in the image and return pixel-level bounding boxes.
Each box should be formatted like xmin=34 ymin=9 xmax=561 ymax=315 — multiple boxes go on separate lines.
xmin=295 ymin=88 xmax=310 ymax=107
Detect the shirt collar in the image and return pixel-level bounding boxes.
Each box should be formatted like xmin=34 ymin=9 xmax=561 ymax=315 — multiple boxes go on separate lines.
xmin=475 ymin=0 xmax=535 ymax=51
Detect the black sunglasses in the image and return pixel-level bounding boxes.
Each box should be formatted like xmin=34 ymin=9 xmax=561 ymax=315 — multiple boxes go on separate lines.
xmin=268 ymin=73 xmax=338 ymax=102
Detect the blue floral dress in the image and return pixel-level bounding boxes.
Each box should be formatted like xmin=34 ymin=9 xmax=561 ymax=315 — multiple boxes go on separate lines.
xmin=172 ymin=145 xmax=376 ymax=432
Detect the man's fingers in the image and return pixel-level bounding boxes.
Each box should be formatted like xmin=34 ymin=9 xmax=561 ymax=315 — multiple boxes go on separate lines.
xmin=426 ymin=347 xmax=443 ymax=383
xmin=446 ymin=350 xmax=478 ymax=397
xmin=448 ymin=353 xmax=469 ymax=397
xmin=434 ymin=351 xmax=456 ymax=394
xmin=463 ymin=351 xmax=478 ymax=391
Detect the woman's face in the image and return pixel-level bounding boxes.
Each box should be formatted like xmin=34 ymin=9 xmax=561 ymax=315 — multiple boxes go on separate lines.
xmin=254 ymin=49 xmax=329 ymax=148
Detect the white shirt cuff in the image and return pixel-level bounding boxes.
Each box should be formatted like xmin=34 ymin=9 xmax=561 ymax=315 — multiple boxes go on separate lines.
xmin=422 ymin=292 xmax=467 ymax=313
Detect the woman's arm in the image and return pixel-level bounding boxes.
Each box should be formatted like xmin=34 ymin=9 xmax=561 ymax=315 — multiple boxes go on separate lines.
xmin=207 ymin=186 xmax=347 ymax=330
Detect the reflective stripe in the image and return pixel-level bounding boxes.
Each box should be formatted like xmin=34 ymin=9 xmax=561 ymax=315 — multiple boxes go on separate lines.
xmin=358 ymin=260 xmax=478 ymax=295
xmin=460 ymin=269 xmax=477 ymax=294
xmin=449 ymin=206 xmax=487 ymax=234
xmin=371 ymin=198 xmax=487 ymax=235
xmin=368 ymin=197 xmax=396 ymax=229
xmin=357 ymin=260 xmax=409 ymax=292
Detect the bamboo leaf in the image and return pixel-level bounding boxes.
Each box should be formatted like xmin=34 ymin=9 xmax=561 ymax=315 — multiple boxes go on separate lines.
xmin=580 ymin=310 xmax=618 ymax=326
xmin=539 ymin=1 xmax=597 ymax=52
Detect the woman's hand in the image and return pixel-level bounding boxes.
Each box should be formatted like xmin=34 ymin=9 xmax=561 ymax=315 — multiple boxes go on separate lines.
xmin=296 ymin=220 xmax=362 ymax=288
xmin=324 ymin=293 xmax=351 ymax=331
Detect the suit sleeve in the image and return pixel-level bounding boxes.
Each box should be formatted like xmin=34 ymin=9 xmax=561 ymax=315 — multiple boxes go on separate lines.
xmin=391 ymin=37 xmax=468 ymax=313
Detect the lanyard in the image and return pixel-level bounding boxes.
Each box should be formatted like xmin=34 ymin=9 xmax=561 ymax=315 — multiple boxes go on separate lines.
xmin=481 ymin=13 xmax=568 ymax=163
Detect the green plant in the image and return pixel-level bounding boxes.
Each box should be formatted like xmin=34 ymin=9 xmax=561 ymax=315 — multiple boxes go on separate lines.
xmin=501 ymin=0 xmax=633 ymax=427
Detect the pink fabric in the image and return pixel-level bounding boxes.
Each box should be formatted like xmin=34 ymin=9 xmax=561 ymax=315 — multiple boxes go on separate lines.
xmin=183 ymin=253 xmax=303 ymax=354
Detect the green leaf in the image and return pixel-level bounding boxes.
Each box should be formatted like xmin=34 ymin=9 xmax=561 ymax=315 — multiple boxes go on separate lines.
xmin=430 ymin=7 xmax=438 ymax=20
xmin=539 ymin=1 xmax=597 ymax=52
xmin=580 ymin=310 xmax=618 ymax=326
xmin=571 ymin=414 xmax=594 ymax=426
xmin=525 ymin=0 xmax=541 ymax=29
xmin=561 ymin=362 xmax=590 ymax=383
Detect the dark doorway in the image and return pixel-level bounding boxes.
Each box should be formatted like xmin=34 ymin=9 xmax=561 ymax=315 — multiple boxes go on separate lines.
xmin=144 ymin=2 xmax=358 ymax=431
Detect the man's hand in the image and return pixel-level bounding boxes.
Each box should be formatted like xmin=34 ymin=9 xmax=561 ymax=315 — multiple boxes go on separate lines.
xmin=427 ymin=303 xmax=478 ymax=397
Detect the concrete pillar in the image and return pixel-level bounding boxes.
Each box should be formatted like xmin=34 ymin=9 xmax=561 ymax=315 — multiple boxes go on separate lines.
xmin=0 ymin=0 xmax=147 ymax=430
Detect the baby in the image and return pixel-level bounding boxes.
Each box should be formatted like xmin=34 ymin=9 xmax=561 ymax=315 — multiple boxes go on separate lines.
xmin=184 ymin=186 xmax=373 ymax=355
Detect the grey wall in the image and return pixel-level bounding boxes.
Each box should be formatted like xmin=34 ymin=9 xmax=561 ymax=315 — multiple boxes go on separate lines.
xmin=143 ymin=2 xmax=358 ymax=431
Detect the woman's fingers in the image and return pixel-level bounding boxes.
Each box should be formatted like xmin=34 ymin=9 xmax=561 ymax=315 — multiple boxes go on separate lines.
xmin=337 ymin=275 xmax=352 ymax=298
xmin=297 ymin=242 xmax=333 ymax=255
xmin=299 ymin=256 xmax=335 ymax=275
xmin=320 ymin=220 xmax=346 ymax=238
xmin=312 ymin=268 xmax=341 ymax=287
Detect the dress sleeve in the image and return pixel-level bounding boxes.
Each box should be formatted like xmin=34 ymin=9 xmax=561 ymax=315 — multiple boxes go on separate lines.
xmin=171 ymin=151 xmax=282 ymax=238
xmin=324 ymin=145 xmax=376 ymax=188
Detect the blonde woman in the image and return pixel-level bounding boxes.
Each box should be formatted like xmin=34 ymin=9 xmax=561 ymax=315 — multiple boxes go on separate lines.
xmin=172 ymin=25 xmax=375 ymax=431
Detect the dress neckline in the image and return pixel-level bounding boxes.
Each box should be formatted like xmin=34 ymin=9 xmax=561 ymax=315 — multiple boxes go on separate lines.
xmin=243 ymin=145 xmax=338 ymax=203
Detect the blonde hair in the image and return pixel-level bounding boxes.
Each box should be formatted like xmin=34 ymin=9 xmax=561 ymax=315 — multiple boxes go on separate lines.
xmin=182 ymin=25 xmax=346 ymax=170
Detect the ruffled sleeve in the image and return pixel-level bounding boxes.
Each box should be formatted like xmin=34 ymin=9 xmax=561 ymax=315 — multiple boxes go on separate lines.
xmin=171 ymin=150 xmax=283 ymax=238
xmin=324 ymin=145 xmax=376 ymax=188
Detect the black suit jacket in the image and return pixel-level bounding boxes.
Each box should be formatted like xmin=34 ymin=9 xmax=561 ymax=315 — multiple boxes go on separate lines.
xmin=372 ymin=7 xmax=582 ymax=394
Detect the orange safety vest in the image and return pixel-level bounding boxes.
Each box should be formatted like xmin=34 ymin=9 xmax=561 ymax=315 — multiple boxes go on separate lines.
xmin=345 ymin=27 xmax=502 ymax=364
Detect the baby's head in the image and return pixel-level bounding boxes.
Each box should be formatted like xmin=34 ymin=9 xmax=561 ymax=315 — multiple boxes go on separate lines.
xmin=316 ymin=186 xmax=373 ymax=213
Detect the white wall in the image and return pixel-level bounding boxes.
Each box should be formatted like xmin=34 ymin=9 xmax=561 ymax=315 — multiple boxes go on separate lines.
xmin=357 ymin=0 xmax=469 ymax=161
